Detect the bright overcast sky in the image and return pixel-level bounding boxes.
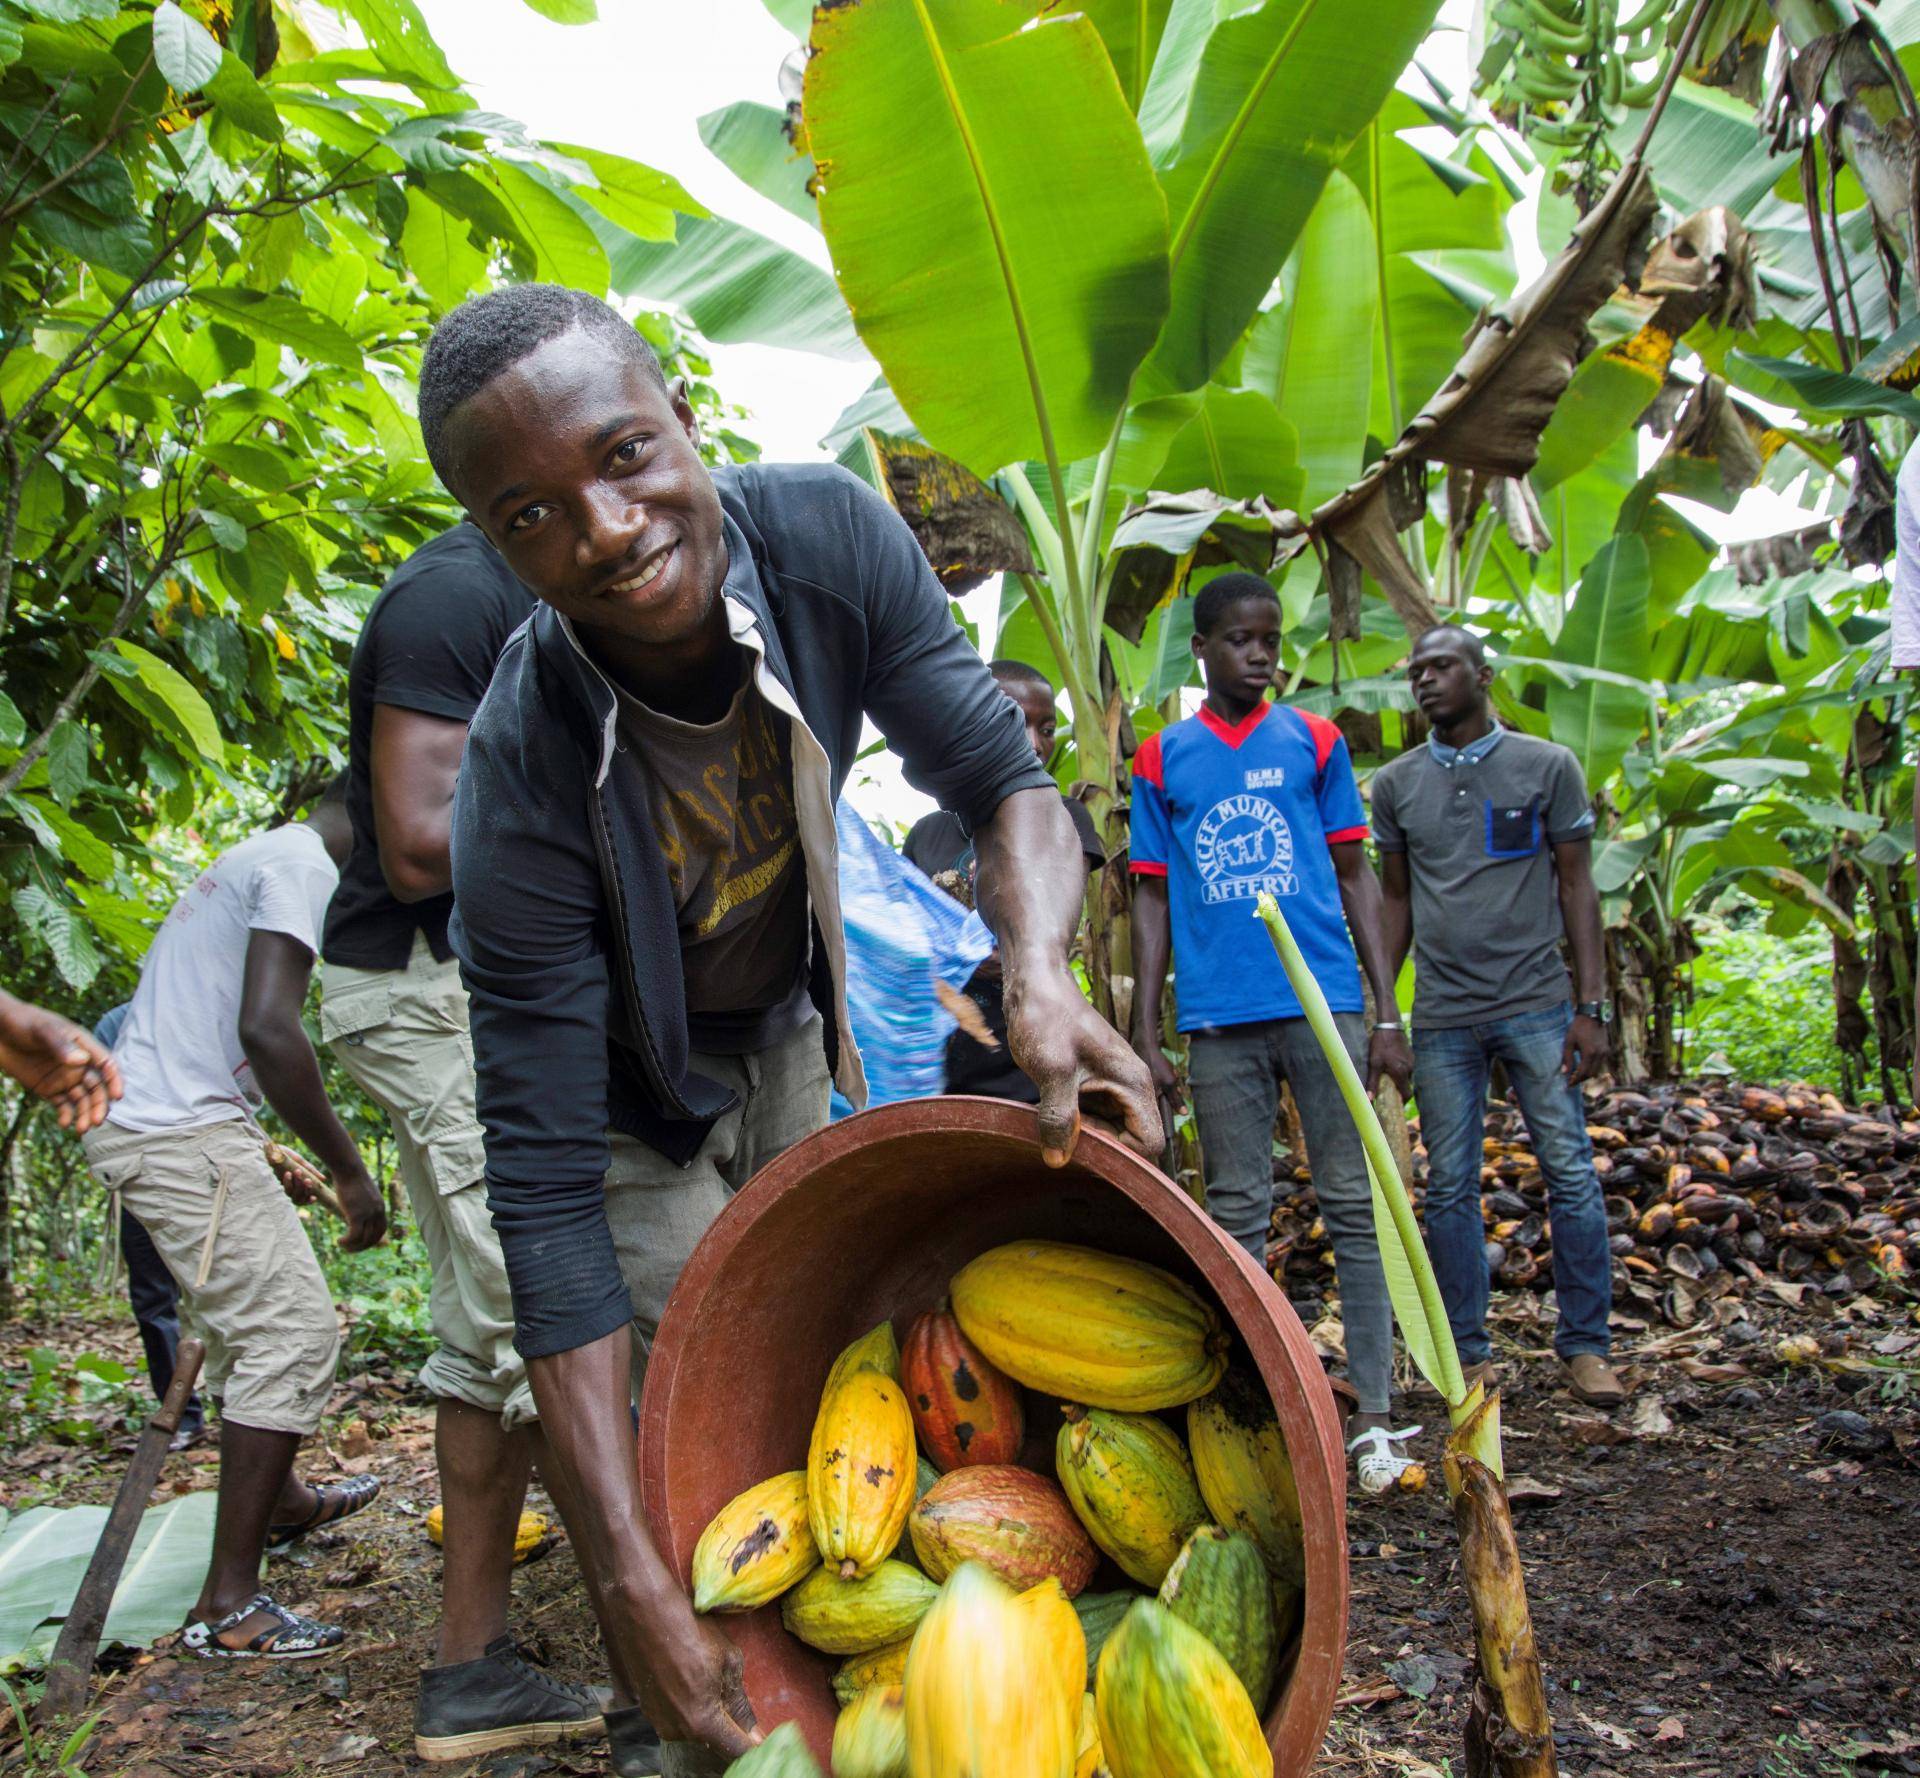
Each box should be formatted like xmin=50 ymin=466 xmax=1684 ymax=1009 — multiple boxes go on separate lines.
xmin=417 ymin=0 xmax=873 ymax=466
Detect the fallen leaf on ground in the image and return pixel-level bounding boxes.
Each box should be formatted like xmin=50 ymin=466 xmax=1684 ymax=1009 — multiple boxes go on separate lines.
xmin=1630 ymin=1395 xmax=1674 ymax=1438
xmin=318 ymin=1732 xmax=378 ymax=1764
xmin=1386 ymin=1654 xmax=1439 ymax=1700
xmin=1652 ymin=1717 xmax=1686 ymax=1744
xmin=1505 ymin=1474 xmax=1563 ymax=1505
xmin=1579 ymin=1713 xmax=1636 ymax=1750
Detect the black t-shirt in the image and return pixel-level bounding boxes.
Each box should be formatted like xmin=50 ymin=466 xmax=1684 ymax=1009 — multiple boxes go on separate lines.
xmin=903 ymin=794 xmax=1105 ymax=1103
xmin=322 ymin=525 xmax=535 ymax=970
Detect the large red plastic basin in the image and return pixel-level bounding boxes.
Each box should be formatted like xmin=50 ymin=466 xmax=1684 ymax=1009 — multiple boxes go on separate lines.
xmin=638 ymin=1096 xmax=1349 ymax=1774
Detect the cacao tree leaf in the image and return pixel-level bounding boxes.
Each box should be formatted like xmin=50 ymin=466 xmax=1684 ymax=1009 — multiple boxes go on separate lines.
xmin=45 ymin=720 xmax=88 ymax=803
xmin=111 ymin=641 xmax=224 ymax=762
xmin=151 ymin=1 xmax=222 ymax=91
xmin=14 ymin=883 xmax=103 ymax=991
xmin=518 ymin=0 xmax=597 ymax=18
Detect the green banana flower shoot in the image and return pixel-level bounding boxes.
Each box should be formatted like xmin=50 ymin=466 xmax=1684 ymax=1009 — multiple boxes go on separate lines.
xmin=1256 ymin=892 xmax=1558 ymax=1778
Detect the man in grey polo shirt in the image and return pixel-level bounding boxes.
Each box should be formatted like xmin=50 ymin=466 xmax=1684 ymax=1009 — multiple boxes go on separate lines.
xmin=1373 ymin=625 xmax=1624 ymax=1408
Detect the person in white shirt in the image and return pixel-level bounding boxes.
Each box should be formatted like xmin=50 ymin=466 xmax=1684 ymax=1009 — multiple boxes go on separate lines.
xmin=83 ymin=776 xmax=388 ymax=1658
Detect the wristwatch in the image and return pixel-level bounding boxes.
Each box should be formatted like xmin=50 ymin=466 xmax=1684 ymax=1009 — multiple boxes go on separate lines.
xmin=1575 ymin=1000 xmax=1610 ymax=1021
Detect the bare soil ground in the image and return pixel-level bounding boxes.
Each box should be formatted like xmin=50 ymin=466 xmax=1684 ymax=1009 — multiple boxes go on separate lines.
xmin=2 ymin=1283 xmax=1916 ymax=1778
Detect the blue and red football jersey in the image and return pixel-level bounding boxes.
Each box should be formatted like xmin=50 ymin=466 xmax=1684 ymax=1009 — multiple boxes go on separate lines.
xmin=1131 ymin=700 xmax=1368 ymax=1031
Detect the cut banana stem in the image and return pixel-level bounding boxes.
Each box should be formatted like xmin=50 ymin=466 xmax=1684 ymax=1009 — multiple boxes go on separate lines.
xmin=1255 ymin=894 xmax=1558 ymax=1778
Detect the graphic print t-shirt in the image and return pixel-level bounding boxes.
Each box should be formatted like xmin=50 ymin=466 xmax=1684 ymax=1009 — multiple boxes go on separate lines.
xmin=109 ymin=824 xmax=339 ymax=1133
xmin=613 ymin=666 xmax=810 ymax=1052
xmin=1130 ymin=701 xmax=1368 ymax=1031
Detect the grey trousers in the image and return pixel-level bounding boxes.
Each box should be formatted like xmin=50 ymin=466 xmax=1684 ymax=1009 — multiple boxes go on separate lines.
xmin=601 ymin=1013 xmax=831 ymax=1778
xmin=1187 ymin=1012 xmax=1395 ymax=1414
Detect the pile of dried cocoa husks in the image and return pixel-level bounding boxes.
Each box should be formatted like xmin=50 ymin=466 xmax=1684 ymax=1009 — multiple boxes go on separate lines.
xmin=1268 ymin=1081 xmax=1920 ymax=1329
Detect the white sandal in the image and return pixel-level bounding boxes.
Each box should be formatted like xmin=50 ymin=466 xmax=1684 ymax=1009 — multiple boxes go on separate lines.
xmin=1348 ymin=1424 xmax=1423 ymax=1495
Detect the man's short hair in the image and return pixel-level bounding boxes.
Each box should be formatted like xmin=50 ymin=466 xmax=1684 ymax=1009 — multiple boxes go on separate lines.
xmin=1193 ymin=572 xmax=1280 ymax=638
xmin=988 ymin=658 xmax=1055 ymax=694
xmin=1412 ymin=623 xmax=1489 ymax=668
xmin=417 ymin=285 xmax=667 ymax=490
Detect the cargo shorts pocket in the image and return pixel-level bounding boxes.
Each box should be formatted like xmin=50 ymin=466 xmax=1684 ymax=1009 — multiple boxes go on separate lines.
xmin=421 ymin=1125 xmax=488 ymax=1197
xmin=320 ymin=977 xmax=395 ymax=1046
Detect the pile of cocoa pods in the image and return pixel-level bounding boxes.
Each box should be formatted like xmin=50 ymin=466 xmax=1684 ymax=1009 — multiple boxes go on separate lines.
xmin=1267 ymin=1082 xmax=1920 ymax=1326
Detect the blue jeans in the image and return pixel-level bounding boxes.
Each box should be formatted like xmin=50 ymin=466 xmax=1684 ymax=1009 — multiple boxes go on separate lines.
xmin=1414 ymin=1002 xmax=1612 ymax=1364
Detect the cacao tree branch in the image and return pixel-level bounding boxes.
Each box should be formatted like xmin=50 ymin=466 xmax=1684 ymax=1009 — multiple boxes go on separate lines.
xmin=0 ymin=508 xmax=181 ymax=806
xmin=0 ymin=54 xmax=155 ymax=225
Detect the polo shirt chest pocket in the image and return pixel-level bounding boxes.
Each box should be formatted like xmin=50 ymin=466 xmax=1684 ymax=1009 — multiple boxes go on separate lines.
xmin=1485 ymin=796 xmax=1541 ymax=859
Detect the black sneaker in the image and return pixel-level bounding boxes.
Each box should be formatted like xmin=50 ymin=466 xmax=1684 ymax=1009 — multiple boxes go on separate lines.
xmin=414 ymin=1635 xmax=608 ymax=1762
xmin=606 ymin=1702 xmax=663 ymax=1777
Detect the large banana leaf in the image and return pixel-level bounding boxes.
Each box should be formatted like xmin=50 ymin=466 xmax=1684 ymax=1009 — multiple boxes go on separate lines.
xmin=805 ymin=0 xmax=1171 ymax=480
xmin=698 ymin=102 xmax=818 ymax=227
xmin=602 ymin=212 xmax=864 ymax=360
xmin=1138 ymin=0 xmax=1442 ymax=393
xmin=1241 ymin=169 xmax=1377 ymax=510
xmin=1060 ymin=0 xmax=1177 ymax=111
xmin=1347 ymin=100 xmax=1510 ymax=438
xmin=1548 ymin=534 xmax=1650 ymax=788
xmin=1156 ymin=386 xmax=1303 ymax=505
xmin=0 ymin=1494 xmax=217 ymax=1665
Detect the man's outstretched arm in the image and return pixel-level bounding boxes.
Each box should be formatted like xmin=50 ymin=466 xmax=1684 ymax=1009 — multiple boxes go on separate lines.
xmin=973 ymin=787 xmax=1159 ymax=1166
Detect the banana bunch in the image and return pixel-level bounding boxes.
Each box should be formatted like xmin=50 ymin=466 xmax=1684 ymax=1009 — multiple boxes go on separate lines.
xmin=1478 ymin=0 xmax=1691 ymax=158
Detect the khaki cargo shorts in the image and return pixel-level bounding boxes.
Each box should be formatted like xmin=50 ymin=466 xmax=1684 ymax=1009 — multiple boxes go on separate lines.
xmin=82 ymin=1118 xmax=339 ymax=1434
xmin=322 ymin=933 xmax=533 ymax=1427
xmin=608 ymin=1010 xmax=832 ymax=1405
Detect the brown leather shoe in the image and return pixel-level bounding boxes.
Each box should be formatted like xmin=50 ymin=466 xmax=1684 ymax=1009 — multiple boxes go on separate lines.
xmin=1564 ymin=1354 xmax=1625 ymax=1407
xmin=1462 ymin=1359 xmax=1499 ymax=1397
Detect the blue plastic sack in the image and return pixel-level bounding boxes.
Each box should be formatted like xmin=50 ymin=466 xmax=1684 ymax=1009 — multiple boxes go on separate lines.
xmin=832 ymin=799 xmax=994 ymax=1115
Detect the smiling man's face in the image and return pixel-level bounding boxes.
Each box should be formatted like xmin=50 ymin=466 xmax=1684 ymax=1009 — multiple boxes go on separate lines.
xmin=443 ymin=326 xmax=727 ymax=653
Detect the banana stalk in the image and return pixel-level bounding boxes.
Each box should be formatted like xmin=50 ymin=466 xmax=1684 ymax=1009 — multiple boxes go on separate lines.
xmin=1255 ymin=893 xmax=1557 ymax=1778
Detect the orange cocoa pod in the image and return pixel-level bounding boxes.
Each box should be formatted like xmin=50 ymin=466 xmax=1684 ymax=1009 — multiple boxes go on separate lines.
xmin=901 ymin=1306 xmax=1025 ymax=1472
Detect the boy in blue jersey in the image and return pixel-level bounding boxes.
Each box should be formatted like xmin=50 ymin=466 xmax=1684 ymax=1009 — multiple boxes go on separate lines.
xmin=1131 ymin=574 xmax=1418 ymax=1493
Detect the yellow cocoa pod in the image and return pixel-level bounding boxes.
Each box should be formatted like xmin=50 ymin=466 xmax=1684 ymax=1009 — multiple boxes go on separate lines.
xmin=1014 ymin=1577 xmax=1088 ymax=1706
xmin=782 ymin=1560 xmax=937 ymax=1656
xmin=833 ymin=1637 xmax=914 ymax=1707
xmin=903 ymin=1562 xmax=1078 ymax=1778
xmin=1187 ymin=1370 xmax=1305 ymax=1588
xmin=808 ymin=1369 xmax=916 ymax=1580
xmin=1056 ymin=1405 xmax=1208 ymax=1589
xmin=1075 ymin=1692 xmax=1103 ymax=1778
xmin=826 ymin=1320 xmax=902 ymax=1391
xmin=951 ymin=1241 xmax=1227 ymax=1411
xmin=691 ymin=1470 xmax=819 ymax=1612
xmin=425 ymin=1505 xmax=549 ymax=1564
xmin=1095 ymin=1599 xmax=1271 ymax=1778
xmin=832 ymin=1683 xmax=907 ymax=1778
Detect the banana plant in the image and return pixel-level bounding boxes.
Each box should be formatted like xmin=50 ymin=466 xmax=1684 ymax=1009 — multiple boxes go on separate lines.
xmin=1256 ymin=892 xmax=1557 ymax=1778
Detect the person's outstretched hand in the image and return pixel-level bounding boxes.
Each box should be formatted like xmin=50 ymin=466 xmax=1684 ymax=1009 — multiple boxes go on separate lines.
xmin=632 ymin=1594 xmax=760 ymax=1762
xmin=0 ymin=990 xmax=121 ymax=1133
xmin=1005 ymin=967 xmax=1159 ymax=1167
